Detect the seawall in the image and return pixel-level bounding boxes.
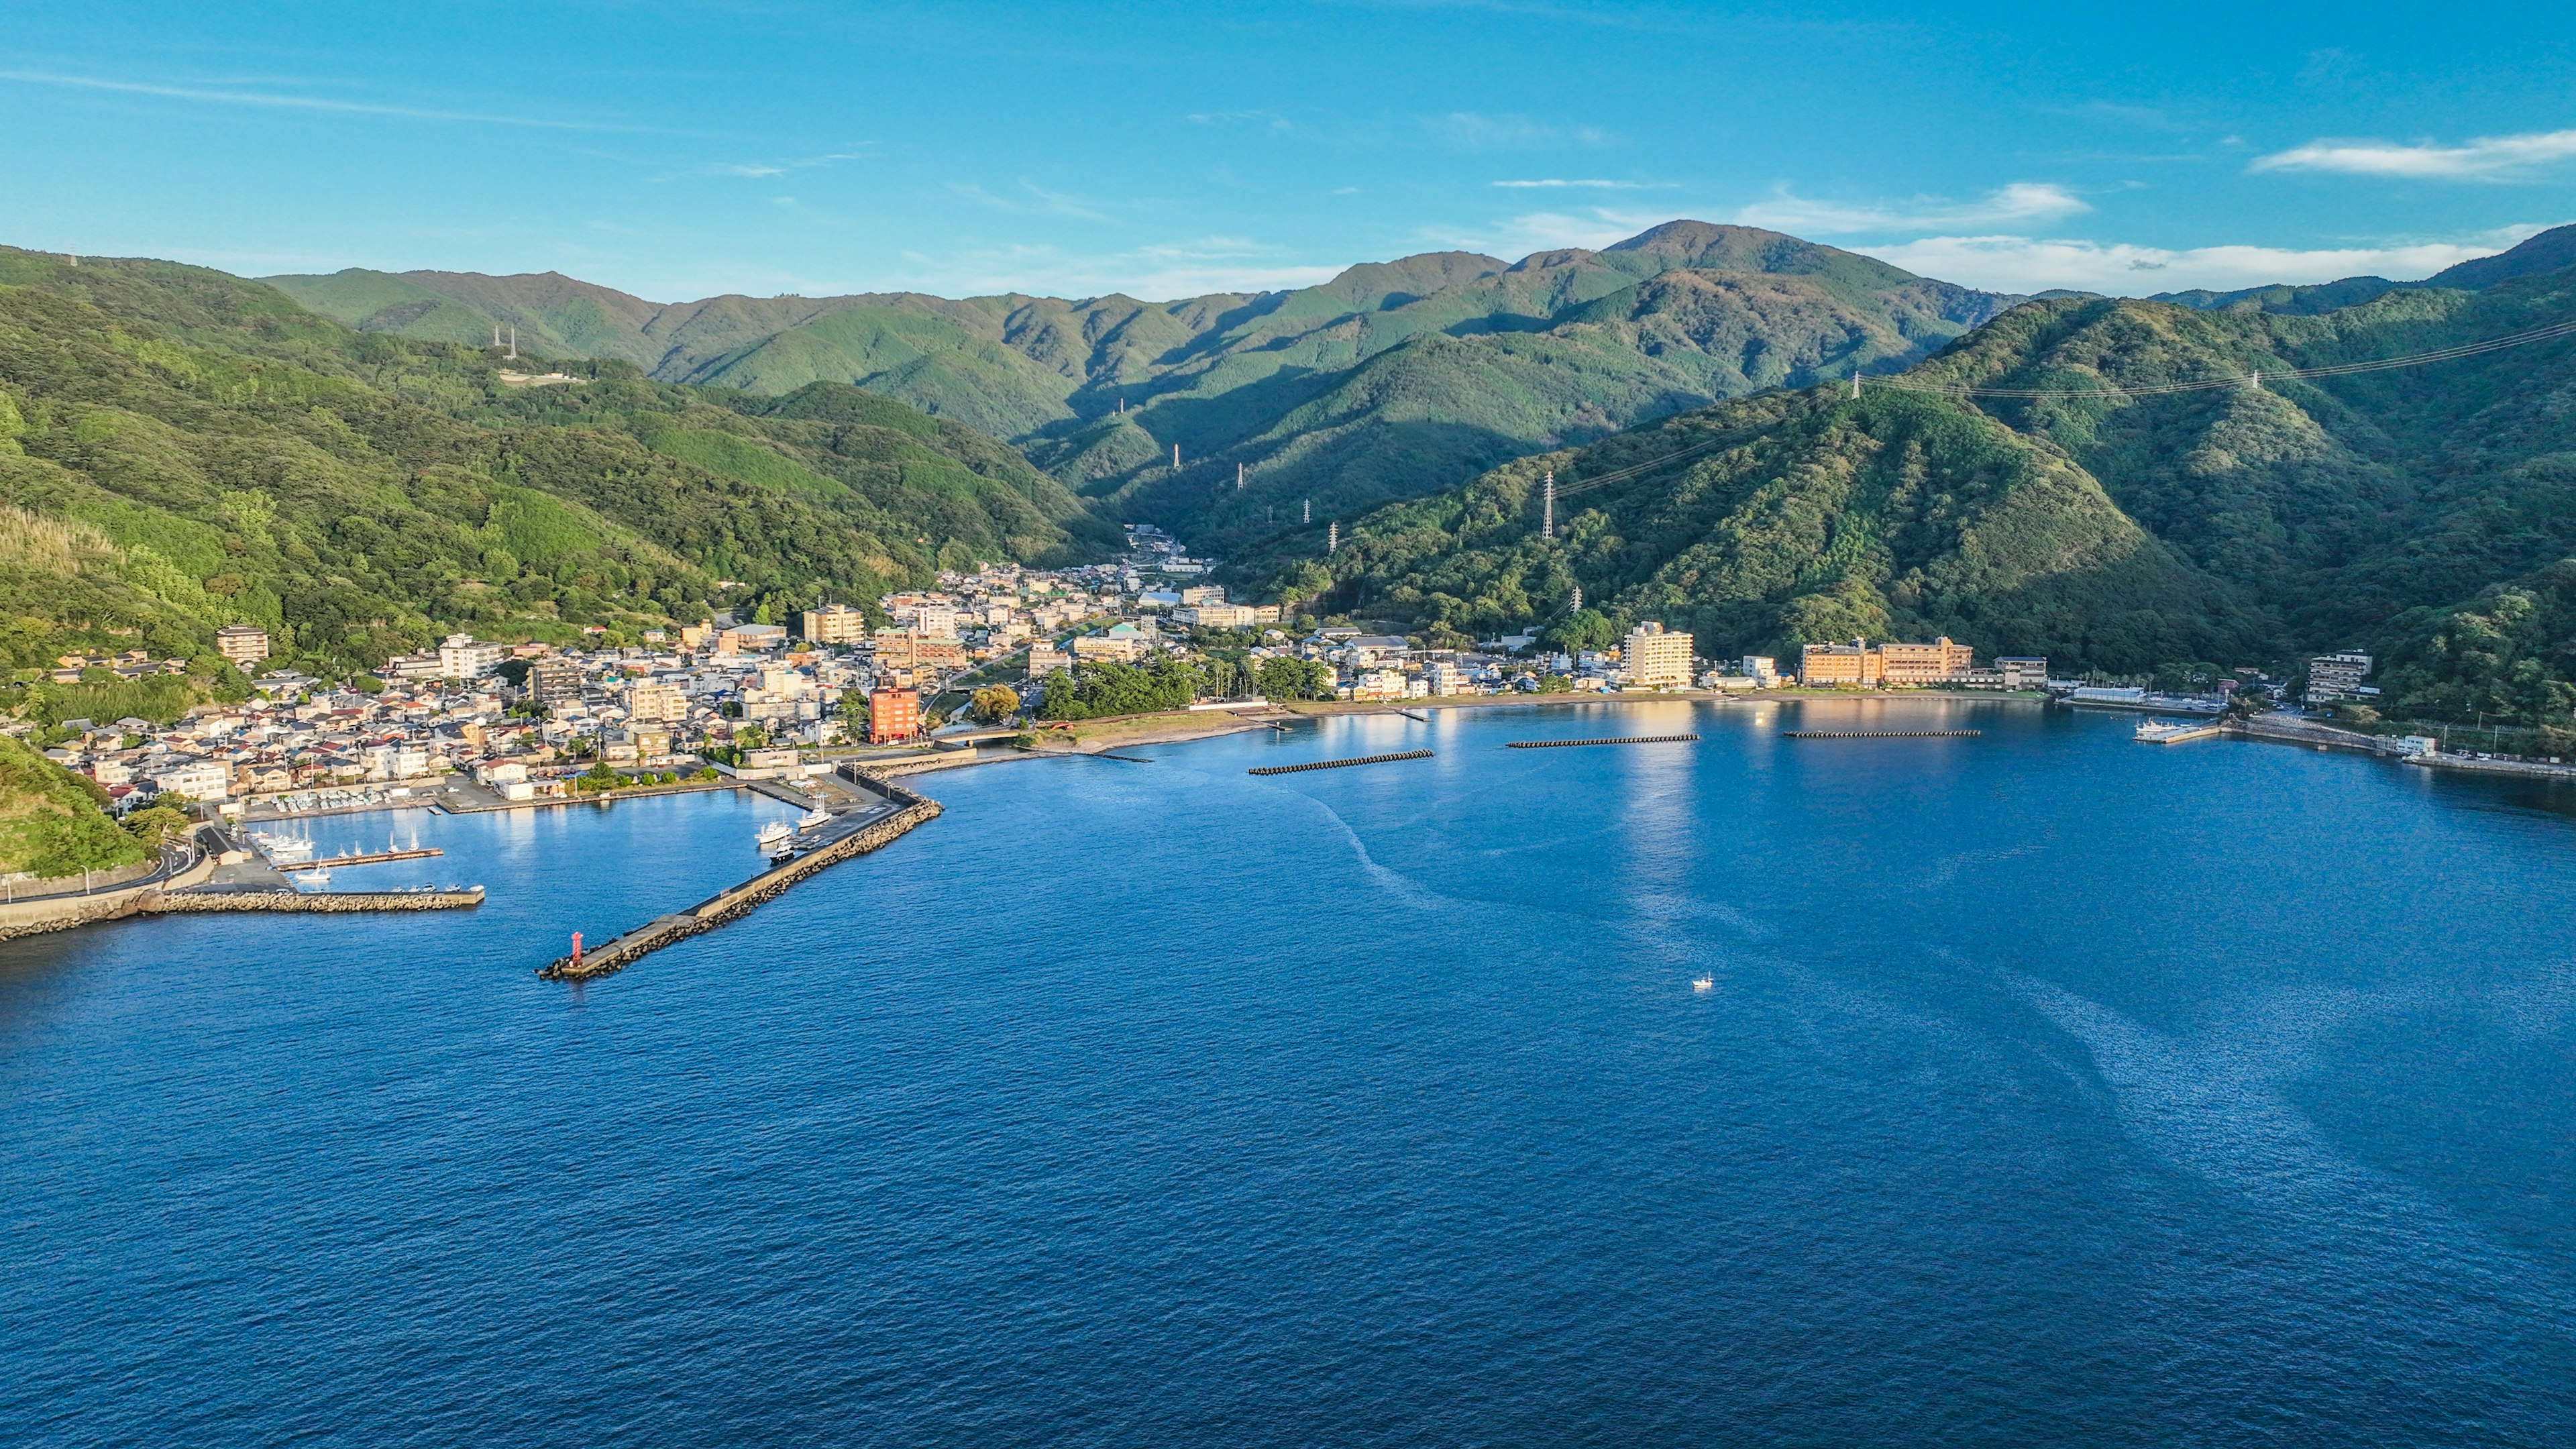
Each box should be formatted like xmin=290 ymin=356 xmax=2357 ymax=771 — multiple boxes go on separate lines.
xmin=142 ymin=889 xmax=486 ymax=915
xmin=539 ymin=771 xmax=943 ymax=982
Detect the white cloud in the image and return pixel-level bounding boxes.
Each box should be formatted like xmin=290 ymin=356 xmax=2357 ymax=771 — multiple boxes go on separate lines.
xmin=948 ymin=180 xmax=1111 ymax=221
xmin=1424 ymin=111 xmax=1613 ymax=150
xmin=1852 ymin=227 xmax=2553 ymax=296
xmin=2252 ymin=128 xmax=2576 ymax=180
xmin=1424 ymin=208 xmax=1659 ymax=255
xmin=1733 ymin=182 xmax=2090 ymax=234
xmin=1491 ymin=178 xmax=1656 ymax=189
xmin=0 ymin=68 xmax=682 ymax=135
xmin=885 ymin=238 xmax=1340 ymax=301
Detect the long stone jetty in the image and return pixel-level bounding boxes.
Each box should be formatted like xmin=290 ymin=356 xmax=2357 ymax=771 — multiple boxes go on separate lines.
xmin=538 ymin=768 xmax=943 ymax=982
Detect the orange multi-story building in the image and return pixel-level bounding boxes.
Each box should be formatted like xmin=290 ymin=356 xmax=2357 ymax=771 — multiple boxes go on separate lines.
xmin=867 ymin=688 xmax=920 ymax=744
xmin=873 ymin=631 xmax=967 ymax=673
xmin=1799 ymin=637 xmax=1976 ymax=687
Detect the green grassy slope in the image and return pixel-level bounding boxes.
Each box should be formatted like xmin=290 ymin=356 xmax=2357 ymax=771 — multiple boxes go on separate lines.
xmin=1253 ymin=241 xmax=2576 ymax=718
xmin=0 ymin=247 xmax=1108 ymax=708
xmin=265 ymin=223 xmax=2025 ymax=547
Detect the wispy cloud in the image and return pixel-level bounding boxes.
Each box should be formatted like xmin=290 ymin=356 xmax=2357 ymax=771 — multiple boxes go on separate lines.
xmin=1733 ymin=182 xmax=2090 ymax=234
xmin=1424 ymin=111 xmax=1613 ymax=151
xmin=689 ymin=149 xmax=872 ymax=180
xmin=0 ymin=68 xmax=685 ymax=135
xmin=1490 ymin=178 xmax=1660 ymax=189
xmin=888 ymin=236 xmax=1340 ymax=301
xmin=1187 ymin=109 xmax=1297 ymax=134
xmin=948 ymin=180 xmax=1113 ymax=221
xmin=1855 ymin=225 xmax=2553 ymax=295
xmin=2252 ymin=127 xmax=2576 ymax=180
xmin=1422 ymin=208 xmax=1661 ymax=256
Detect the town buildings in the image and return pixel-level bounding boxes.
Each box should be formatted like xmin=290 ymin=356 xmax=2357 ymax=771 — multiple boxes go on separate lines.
xmin=1799 ymin=637 xmax=1976 ymax=687
xmin=867 ymin=688 xmax=920 ymax=745
xmin=801 ymin=603 xmax=870 ymax=645
xmin=215 ymin=625 xmax=270 ymax=667
xmin=1623 ymin=623 xmax=1695 ymax=689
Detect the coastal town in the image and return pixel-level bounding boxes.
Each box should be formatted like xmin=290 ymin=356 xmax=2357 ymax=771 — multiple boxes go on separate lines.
xmin=37 ymin=521 xmax=2421 ymax=823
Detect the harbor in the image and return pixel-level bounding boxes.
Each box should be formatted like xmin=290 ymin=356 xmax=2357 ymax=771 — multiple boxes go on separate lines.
xmin=538 ymin=766 xmax=942 ymax=981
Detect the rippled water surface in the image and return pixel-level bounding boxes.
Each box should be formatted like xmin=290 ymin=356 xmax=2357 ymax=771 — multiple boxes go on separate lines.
xmin=5 ymin=699 xmax=2573 ymax=1445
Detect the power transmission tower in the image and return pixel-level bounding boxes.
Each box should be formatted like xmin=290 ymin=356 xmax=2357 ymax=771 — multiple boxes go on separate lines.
xmin=1542 ymin=470 xmax=1555 ymax=539
xmin=1327 ymin=522 xmax=1338 ymax=555
xmin=1172 ymin=443 xmax=1181 ymax=469
xmin=1236 ymin=462 xmax=1244 ymax=491
xmin=1302 ymin=498 xmax=1311 ymax=525
xmin=1849 ymin=368 xmax=1860 ymax=399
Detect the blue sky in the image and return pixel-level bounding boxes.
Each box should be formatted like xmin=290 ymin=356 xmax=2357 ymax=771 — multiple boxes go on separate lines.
xmin=5 ymin=1 xmax=2573 ymax=302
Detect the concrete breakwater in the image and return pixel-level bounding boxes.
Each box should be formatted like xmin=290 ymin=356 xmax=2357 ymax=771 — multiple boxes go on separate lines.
xmin=539 ymin=772 xmax=943 ymax=982
xmin=1247 ymin=750 xmax=1435 ymax=777
xmin=143 ymin=889 xmax=485 ymax=915
xmin=1506 ymin=734 xmax=1700 ymax=749
xmin=1784 ymin=729 xmax=1983 ymax=740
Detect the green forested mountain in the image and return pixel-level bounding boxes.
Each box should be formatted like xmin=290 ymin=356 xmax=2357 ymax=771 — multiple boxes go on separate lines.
xmin=268 ymin=223 xmax=2023 ymax=548
xmin=1251 ymin=227 xmax=2576 ymax=724
xmin=0 ymin=246 xmax=1108 ymax=710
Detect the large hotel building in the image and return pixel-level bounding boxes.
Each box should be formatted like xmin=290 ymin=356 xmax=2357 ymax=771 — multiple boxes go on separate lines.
xmin=1799 ymin=637 xmax=1977 ymax=686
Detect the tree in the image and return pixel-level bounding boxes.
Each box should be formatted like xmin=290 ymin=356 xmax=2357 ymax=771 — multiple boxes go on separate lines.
xmin=121 ymin=806 xmax=192 ymax=851
xmin=1254 ymin=656 xmax=1334 ymax=700
xmin=969 ymin=685 xmax=1021 ymax=724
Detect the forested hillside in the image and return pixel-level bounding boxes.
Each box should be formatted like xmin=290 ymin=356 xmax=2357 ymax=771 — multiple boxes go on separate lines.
xmin=0 ymin=246 xmax=1108 ymax=718
xmin=1250 ymin=226 xmax=2576 ymax=727
xmin=269 ymin=223 xmax=2023 ymax=549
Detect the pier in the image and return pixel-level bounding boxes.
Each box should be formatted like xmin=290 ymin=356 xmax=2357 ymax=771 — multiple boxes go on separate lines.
xmin=1783 ymin=729 xmax=1982 ymax=739
xmin=1506 ymin=734 xmax=1699 ymax=749
xmin=1248 ymin=750 xmax=1435 ymax=776
xmin=539 ymin=769 xmax=943 ymax=982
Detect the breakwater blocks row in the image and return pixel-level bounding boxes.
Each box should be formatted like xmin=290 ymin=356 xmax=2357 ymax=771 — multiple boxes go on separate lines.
xmin=1247 ymin=750 xmax=1436 ymax=777
xmin=1783 ymin=729 xmax=1983 ymax=739
xmin=145 ymin=889 xmax=485 ymax=914
xmin=539 ymin=773 xmax=943 ymax=982
xmin=1505 ymin=734 xmax=1701 ymax=749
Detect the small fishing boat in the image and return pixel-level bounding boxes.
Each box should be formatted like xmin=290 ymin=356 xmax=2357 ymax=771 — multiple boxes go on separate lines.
xmin=756 ymin=820 xmax=795 ymax=861
xmin=1691 ymin=975 xmax=1714 ymax=992
xmin=291 ymin=868 xmax=331 ymax=888
xmin=796 ymin=807 xmax=831 ymax=833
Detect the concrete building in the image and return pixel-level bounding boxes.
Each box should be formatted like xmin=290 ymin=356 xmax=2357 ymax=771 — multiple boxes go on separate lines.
xmin=150 ymin=761 xmax=229 ymax=800
xmin=801 ymin=603 xmax=870 ymax=645
xmin=875 ymin=631 xmax=967 ymax=672
xmin=1028 ymin=643 xmax=1071 ymax=678
xmin=1998 ymin=657 xmax=2050 ymax=690
xmin=1799 ymin=637 xmax=1978 ymax=688
xmin=1179 ymin=602 xmax=1258 ymax=629
xmin=1875 ymin=637 xmax=1976 ymax=686
xmin=527 ymin=656 xmax=584 ymax=708
xmin=2306 ymin=652 xmax=2373 ymax=702
xmin=1623 ymin=623 xmax=1695 ymax=689
xmin=868 ymin=688 xmax=920 ymax=745
xmin=436 ymin=634 xmax=508 ymax=680
xmin=1071 ymin=633 xmax=1144 ymax=663
xmin=718 ymin=623 xmax=789 ymax=653
xmin=627 ymin=681 xmax=688 ymax=721
xmin=215 ymin=625 xmax=270 ymax=667
xmin=1741 ymin=655 xmax=1780 ymax=687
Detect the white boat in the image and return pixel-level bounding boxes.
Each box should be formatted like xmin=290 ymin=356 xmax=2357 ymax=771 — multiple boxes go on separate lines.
xmin=261 ymin=836 xmax=315 ymax=864
xmin=796 ymin=808 xmax=831 ymax=833
xmin=756 ymin=820 xmax=794 ymax=857
xmin=291 ymin=868 xmax=331 ymax=888
xmin=1691 ymin=975 xmax=1714 ymax=992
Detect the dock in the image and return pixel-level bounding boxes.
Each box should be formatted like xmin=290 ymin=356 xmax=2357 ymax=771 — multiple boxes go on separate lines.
xmin=1783 ymin=729 xmax=1982 ymax=739
xmin=1247 ymin=749 xmax=1435 ymax=777
xmin=539 ymin=768 xmax=942 ymax=982
xmin=1506 ymin=734 xmax=1699 ymax=749
xmin=2135 ymin=720 xmax=2224 ymax=745
xmin=304 ymin=847 xmax=444 ymax=868
xmin=145 ymin=888 xmax=485 ymax=916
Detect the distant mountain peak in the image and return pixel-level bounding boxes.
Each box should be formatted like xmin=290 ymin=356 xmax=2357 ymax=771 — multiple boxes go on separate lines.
xmin=2424 ymin=223 xmax=2576 ymax=291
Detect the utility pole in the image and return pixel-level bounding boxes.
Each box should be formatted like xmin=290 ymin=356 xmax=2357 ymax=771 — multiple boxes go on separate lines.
xmin=1542 ymin=470 xmax=1555 ymax=539
xmin=1327 ymin=522 xmax=1338 ymax=555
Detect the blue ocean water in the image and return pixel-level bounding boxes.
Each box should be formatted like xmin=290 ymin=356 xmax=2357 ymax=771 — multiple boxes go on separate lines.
xmin=4 ymin=698 xmax=2573 ymax=1446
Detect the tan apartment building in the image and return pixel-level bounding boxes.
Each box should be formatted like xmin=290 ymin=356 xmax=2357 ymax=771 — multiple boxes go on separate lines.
xmin=801 ymin=603 xmax=870 ymax=645
xmin=1623 ymin=623 xmax=1695 ymax=689
xmin=215 ymin=624 xmax=270 ymax=667
xmin=1799 ymin=637 xmax=1978 ymax=687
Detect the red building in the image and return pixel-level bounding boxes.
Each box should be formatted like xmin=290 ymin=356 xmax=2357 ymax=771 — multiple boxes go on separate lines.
xmin=867 ymin=688 xmax=920 ymax=745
